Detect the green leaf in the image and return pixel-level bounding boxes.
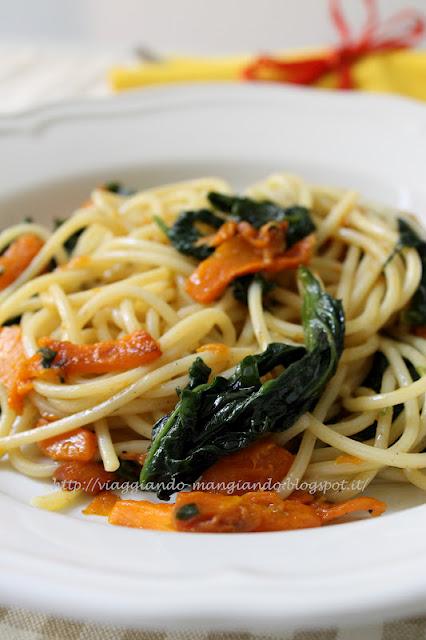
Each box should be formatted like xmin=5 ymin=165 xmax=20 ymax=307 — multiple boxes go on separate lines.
xmin=396 ymin=218 xmax=426 ymax=326
xmin=154 ymin=209 xmax=224 ymax=260
xmin=116 ymin=460 xmax=142 ymax=483
xmin=398 ymin=219 xmax=423 ymax=249
xmin=54 ymin=218 xmax=85 ymax=255
xmin=232 ymin=273 xmax=275 ymax=305
xmin=208 ymin=192 xmax=315 ymax=247
xmin=158 ymin=192 xmax=315 ymax=264
xmin=355 ymin=351 xmax=420 ymax=441
xmin=140 ymin=267 xmax=344 ymax=499
xmin=187 ymin=357 xmax=211 ymax=389
xmin=362 ymin=351 xmax=389 ymax=393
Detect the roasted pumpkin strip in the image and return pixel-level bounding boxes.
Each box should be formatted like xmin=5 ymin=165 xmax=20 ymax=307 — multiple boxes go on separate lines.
xmin=109 ymin=499 xmax=174 ymax=531
xmin=103 ymin=489 xmax=385 ymax=534
xmin=237 ymin=221 xmax=287 ymax=258
xmin=38 ymin=428 xmax=98 ymax=462
xmin=315 ymin=496 xmax=386 ymax=522
xmin=53 ymin=461 xmax=117 ymax=495
xmin=198 ymin=439 xmax=294 ymax=495
xmin=197 ymin=220 xmax=238 ymax=249
xmin=0 ymin=326 xmax=33 ymax=413
xmin=0 ymin=327 xmax=72 ymax=412
xmin=198 ymin=220 xmax=288 ymax=258
xmin=0 ymin=234 xmax=44 ymax=291
xmin=186 ymin=233 xmax=315 ymax=304
xmin=36 ymin=329 xmax=161 ymax=377
xmin=173 ymin=491 xmax=319 ymax=532
xmin=83 ymin=491 xmax=120 ymax=516
xmin=173 ymin=491 xmax=386 ymax=533
xmin=0 ymin=327 xmax=161 ymax=412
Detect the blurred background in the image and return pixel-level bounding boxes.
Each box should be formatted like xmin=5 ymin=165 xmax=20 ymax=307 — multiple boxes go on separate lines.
xmin=0 ymin=0 xmax=425 ymax=110
xmin=1 ymin=0 xmax=426 ymax=51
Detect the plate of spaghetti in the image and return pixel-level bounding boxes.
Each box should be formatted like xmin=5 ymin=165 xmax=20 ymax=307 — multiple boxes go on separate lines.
xmin=1 ymin=84 xmax=426 ymax=630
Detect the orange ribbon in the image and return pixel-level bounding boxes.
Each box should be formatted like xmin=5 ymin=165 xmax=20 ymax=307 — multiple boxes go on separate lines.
xmin=243 ymin=0 xmax=425 ymax=89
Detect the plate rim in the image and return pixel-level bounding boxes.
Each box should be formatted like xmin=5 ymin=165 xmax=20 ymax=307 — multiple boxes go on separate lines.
xmin=0 ymin=81 xmax=425 ymax=133
xmin=1 ymin=82 xmax=426 ymax=631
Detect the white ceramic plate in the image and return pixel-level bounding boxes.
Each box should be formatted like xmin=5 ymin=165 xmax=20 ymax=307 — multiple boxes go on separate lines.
xmin=1 ymin=84 xmax=426 ymax=633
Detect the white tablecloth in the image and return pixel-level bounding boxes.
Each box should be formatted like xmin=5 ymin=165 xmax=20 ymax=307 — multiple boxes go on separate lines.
xmin=0 ymin=44 xmax=120 ymax=113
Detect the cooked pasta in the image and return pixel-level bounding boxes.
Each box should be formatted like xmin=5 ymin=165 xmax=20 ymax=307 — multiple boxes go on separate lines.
xmin=0 ymin=172 xmax=425 ymax=533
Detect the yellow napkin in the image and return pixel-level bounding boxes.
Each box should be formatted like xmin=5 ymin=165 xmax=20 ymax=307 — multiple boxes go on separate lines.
xmin=109 ymin=49 xmax=426 ymax=102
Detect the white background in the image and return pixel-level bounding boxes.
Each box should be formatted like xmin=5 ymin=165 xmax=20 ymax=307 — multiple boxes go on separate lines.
xmin=0 ymin=0 xmax=425 ymax=53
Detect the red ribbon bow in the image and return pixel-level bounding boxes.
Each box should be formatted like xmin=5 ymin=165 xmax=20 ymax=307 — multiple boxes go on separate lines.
xmin=243 ymin=0 xmax=425 ymax=89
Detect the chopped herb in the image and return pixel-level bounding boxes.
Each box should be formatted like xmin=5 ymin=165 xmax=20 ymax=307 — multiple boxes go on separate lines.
xmin=103 ymin=182 xmax=136 ymax=196
xmin=23 ymin=216 xmax=33 ymax=223
xmin=140 ymin=267 xmax=344 ymax=499
xmin=175 ymin=503 xmax=199 ymax=520
xmin=38 ymin=347 xmax=57 ymax=369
